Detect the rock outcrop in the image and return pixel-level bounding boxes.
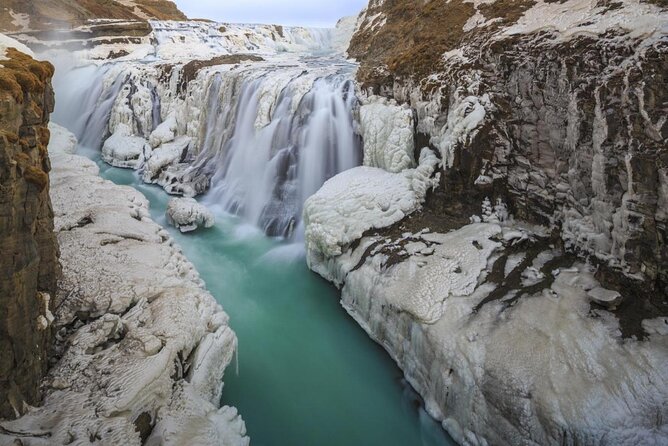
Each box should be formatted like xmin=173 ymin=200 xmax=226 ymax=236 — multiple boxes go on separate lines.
xmin=0 ymin=0 xmax=186 ymax=32
xmin=304 ymin=1 xmax=668 ymax=445
xmin=348 ymin=0 xmax=668 ymax=294
xmin=0 ymin=38 xmax=59 ymax=419
xmin=0 ymin=127 xmax=248 ymax=445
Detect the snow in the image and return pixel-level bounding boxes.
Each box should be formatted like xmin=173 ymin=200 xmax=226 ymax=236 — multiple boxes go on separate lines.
xmin=102 ymin=123 xmax=152 ymax=169
xmin=359 ymin=96 xmax=416 ymax=173
xmin=304 ymin=148 xmax=440 ymax=259
xmin=48 ymin=122 xmax=78 ymax=155
xmin=166 ymin=197 xmax=215 ymax=233
xmin=501 ymin=0 xmax=667 ymax=40
xmin=0 ymin=33 xmax=34 ymax=60
xmin=587 ymin=286 xmax=623 ymax=309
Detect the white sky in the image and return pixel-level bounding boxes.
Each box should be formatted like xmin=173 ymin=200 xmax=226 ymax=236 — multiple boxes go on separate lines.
xmin=173 ymin=0 xmax=368 ymax=27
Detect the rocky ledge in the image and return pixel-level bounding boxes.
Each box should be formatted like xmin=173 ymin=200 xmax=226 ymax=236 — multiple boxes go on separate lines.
xmin=0 ymin=124 xmax=248 ymax=446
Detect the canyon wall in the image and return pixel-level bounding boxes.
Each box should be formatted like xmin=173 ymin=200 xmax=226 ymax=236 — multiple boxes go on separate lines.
xmin=348 ymin=0 xmax=668 ymax=312
xmin=0 ymin=42 xmax=59 ymax=419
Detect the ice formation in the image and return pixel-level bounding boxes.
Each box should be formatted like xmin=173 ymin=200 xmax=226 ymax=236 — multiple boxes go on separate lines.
xmin=359 ymin=96 xmax=415 ymax=173
xmin=166 ymin=197 xmax=215 ymax=233
xmin=304 ymin=148 xmax=440 ymax=259
xmin=0 ymin=127 xmax=249 ymax=446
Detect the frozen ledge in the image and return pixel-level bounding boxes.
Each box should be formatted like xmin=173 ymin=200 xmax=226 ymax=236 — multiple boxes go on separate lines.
xmin=0 ymin=129 xmax=249 ymax=446
xmin=305 ymin=167 xmax=668 ymax=445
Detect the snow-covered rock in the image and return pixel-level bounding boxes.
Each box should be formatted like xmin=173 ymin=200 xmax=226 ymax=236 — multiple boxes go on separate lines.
xmin=149 ymin=113 xmax=178 ymax=148
xmin=304 ymin=148 xmax=440 ymax=259
xmin=0 ymin=145 xmax=248 ymax=446
xmin=359 ymin=96 xmax=415 ymax=173
xmin=102 ymin=123 xmax=151 ymax=169
xmin=166 ymin=197 xmax=215 ymax=233
xmin=306 ymin=214 xmax=668 ymax=445
xmin=142 ymin=136 xmax=191 ymax=183
xmin=48 ymin=122 xmax=77 ymax=155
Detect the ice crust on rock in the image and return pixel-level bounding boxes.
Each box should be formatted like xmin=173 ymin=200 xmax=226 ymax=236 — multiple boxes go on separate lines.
xmin=306 ymin=215 xmax=668 ymax=445
xmin=102 ymin=123 xmax=152 ymax=169
xmin=304 ymin=148 xmax=440 ymax=259
xmin=359 ymin=96 xmax=415 ymax=173
xmin=166 ymin=197 xmax=215 ymax=233
xmin=0 ymin=137 xmax=248 ymax=446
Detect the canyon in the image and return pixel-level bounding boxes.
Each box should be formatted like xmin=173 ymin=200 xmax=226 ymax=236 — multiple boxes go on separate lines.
xmin=0 ymin=0 xmax=666 ymax=445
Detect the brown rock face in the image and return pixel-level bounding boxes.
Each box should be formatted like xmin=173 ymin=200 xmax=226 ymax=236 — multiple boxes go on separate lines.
xmin=349 ymin=1 xmax=668 ymax=328
xmin=0 ymin=47 xmax=59 ymax=419
xmin=0 ymin=0 xmax=187 ymax=31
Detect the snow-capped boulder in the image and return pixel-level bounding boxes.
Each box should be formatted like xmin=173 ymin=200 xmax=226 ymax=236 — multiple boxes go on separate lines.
xmin=101 ymin=123 xmax=151 ymax=169
xmin=166 ymin=197 xmax=215 ymax=233
xmin=304 ymin=148 xmax=440 ymax=259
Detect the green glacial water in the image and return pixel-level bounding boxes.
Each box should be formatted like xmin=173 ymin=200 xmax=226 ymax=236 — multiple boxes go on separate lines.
xmin=91 ymin=156 xmax=455 ymax=446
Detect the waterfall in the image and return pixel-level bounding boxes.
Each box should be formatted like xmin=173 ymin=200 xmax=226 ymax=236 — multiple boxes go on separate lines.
xmin=202 ymin=72 xmax=360 ymax=238
xmin=47 ymin=21 xmax=360 ymax=239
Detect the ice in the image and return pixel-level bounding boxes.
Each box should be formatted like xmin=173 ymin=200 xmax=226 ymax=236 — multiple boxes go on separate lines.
xmin=360 ymin=96 xmax=415 ymax=173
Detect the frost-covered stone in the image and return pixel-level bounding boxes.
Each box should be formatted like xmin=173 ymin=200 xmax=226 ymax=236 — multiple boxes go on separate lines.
xmin=304 ymin=148 xmax=440 ymax=259
xmin=102 ymin=123 xmax=151 ymax=169
xmin=142 ymin=136 xmax=191 ymax=183
xmin=166 ymin=197 xmax=215 ymax=233
xmin=359 ymin=96 xmax=415 ymax=173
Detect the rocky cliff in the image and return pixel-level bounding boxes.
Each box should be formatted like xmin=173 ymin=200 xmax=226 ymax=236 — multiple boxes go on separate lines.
xmin=0 ymin=38 xmax=59 ymax=419
xmin=347 ymin=0 xmax=668 ymax=332
xmin=0 ymin=0 xmax=187 ymax=31
xmin=303 ymin=1 xmax=668 ymax=444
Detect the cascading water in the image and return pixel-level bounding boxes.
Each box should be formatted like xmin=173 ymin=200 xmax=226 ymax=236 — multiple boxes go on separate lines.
xmin=202 ymin=72 xmax=360 ymax=237
xmin=54 ymin=55 xmax=361 ymax=239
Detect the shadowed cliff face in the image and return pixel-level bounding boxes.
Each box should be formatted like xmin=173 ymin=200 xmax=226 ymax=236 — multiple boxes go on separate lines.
xmin=348 ymin=0 xmax=668 ymax=318
xmin=0 ymin=47 xmax=59 ymax=419
xmin=0 ymin=0 xmax=187 ymax=31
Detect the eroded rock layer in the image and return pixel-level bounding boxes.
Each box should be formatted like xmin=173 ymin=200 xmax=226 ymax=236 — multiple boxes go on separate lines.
xmin=0 ymin=42 xmax=59 ymax=419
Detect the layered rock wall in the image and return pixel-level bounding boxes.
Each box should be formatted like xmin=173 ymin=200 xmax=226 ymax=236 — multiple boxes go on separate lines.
xmin=0 ymin=44 xmax=59 ymax=419
xmin=348 ymin=0 xmax=668 ymax=306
